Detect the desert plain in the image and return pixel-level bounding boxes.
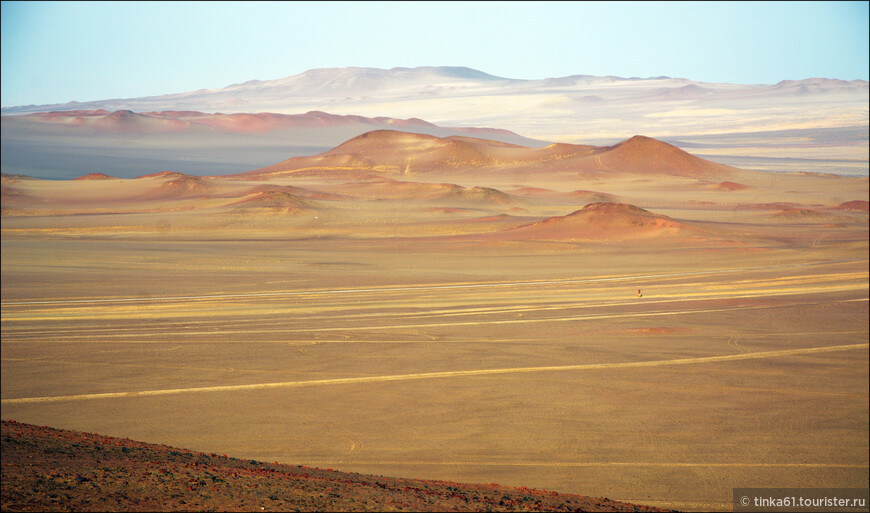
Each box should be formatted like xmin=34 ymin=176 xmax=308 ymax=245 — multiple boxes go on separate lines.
xmin=1 ymin=128 xmax=868 ymax=511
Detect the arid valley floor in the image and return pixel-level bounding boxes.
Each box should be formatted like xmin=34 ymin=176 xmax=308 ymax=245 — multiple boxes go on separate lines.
xmin=2 ymin=130 xmax=868 ymax=510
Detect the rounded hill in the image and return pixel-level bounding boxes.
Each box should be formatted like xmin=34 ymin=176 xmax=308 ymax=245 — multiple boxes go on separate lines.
xmin=235 ymin=131 xmax=742 ymax=180
xmin=500 ymin=202 xmax=690 ymax=241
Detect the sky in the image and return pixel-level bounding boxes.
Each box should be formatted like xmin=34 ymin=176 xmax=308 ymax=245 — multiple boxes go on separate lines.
xmin=1 ymin=1 xmax=868 ymax=107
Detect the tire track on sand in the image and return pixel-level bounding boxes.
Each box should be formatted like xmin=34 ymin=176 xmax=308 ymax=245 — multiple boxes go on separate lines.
xmin=3 ymin=343 xmax=866 ymax=405
xmin=4 ymin=260 xmax=863 ymax=307
xmin=302 ymin=460 xmax=869 ymax=469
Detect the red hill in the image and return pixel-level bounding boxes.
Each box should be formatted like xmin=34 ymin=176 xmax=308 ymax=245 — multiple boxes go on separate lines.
xmin=73 ymin=173 xmax=118 ymax=180
xmin=136 ymin=173 xmax=212 ymax=199
xmin=6 ymin=110 xmax=539 ymax=146
xmin=500 ymin=202 xmax=690 ymax=241
xmin=592 ymin=136 xmax=737 ymax=177
xmin=831 ymin=200 xmax=869 ymax=211
xmin=158 ymin=175 xmax=209 ymax=195
xmin=235 ymin=130 xmax=739 ymax=180
xmin=93 ymin=110 xmax=189 ymax=133
xmin=714 ymin=181 xmax=751 ymax=191
xmin=241 ymin=130 xmax=509 ymax=178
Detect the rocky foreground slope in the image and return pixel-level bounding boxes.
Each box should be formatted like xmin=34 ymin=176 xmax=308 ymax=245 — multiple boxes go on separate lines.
xmin=1 ymin=420 xmax=670 ymax=512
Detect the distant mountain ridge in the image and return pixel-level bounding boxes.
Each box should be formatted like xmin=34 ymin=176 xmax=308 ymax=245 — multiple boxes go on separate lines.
xmin=224 ymin=66 xmax=511 ymax=89
xmin=4 ymin=66 xmax=865 ymax=116
xmin=4 ymin=109 xmax=440 ymax=134
xmin=3 ymin=66 xmax=867 ymax=179
xmin=2 ymin=108 xmax=546 ymax=146
xmin=0 ymin=108 xmax=549 ymax=179
xmin=1 ymin=66 xmax=520 ymax=115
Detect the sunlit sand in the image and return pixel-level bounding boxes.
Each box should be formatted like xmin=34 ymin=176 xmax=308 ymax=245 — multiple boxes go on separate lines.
xmin=2 ymin=131 xmax=867 ymax=511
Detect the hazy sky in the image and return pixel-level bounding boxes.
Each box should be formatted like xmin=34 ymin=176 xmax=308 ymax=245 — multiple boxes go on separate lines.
xmin=2 ymin=1 xmax=868 ymax=107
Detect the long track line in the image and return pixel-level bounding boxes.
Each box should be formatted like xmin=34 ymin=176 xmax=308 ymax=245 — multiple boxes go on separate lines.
xmin=3 ymin=298 xmax=866 ymax=341
xmin=3 ymin=342 xmax=866 ymax=405
xmin=301 ymin=460 xmax=870 ymax=469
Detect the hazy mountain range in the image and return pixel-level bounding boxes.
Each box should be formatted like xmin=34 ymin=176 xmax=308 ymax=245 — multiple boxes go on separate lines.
xmin=2 ymin=66 xmax=868 ymax=178
xmin=4 ymin=66 xmax=867 ymax=124
xmin=1 ymin=108 xmax=546 ymax=179
xmin=4 ymin=66 xmax=866 ymax=136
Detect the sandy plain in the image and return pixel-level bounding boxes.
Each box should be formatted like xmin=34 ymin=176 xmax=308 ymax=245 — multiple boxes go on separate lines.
xmin=1 ymin=132 xmax=868 ymax=511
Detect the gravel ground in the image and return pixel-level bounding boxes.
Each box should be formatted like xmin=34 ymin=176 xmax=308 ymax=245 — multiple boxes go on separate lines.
xmin=1 ymin=420 xmax=671 ymax=512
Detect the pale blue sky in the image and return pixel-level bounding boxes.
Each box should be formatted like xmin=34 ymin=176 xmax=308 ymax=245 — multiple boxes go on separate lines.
xmin=2 ymin=1 xmax=868 ymax=107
